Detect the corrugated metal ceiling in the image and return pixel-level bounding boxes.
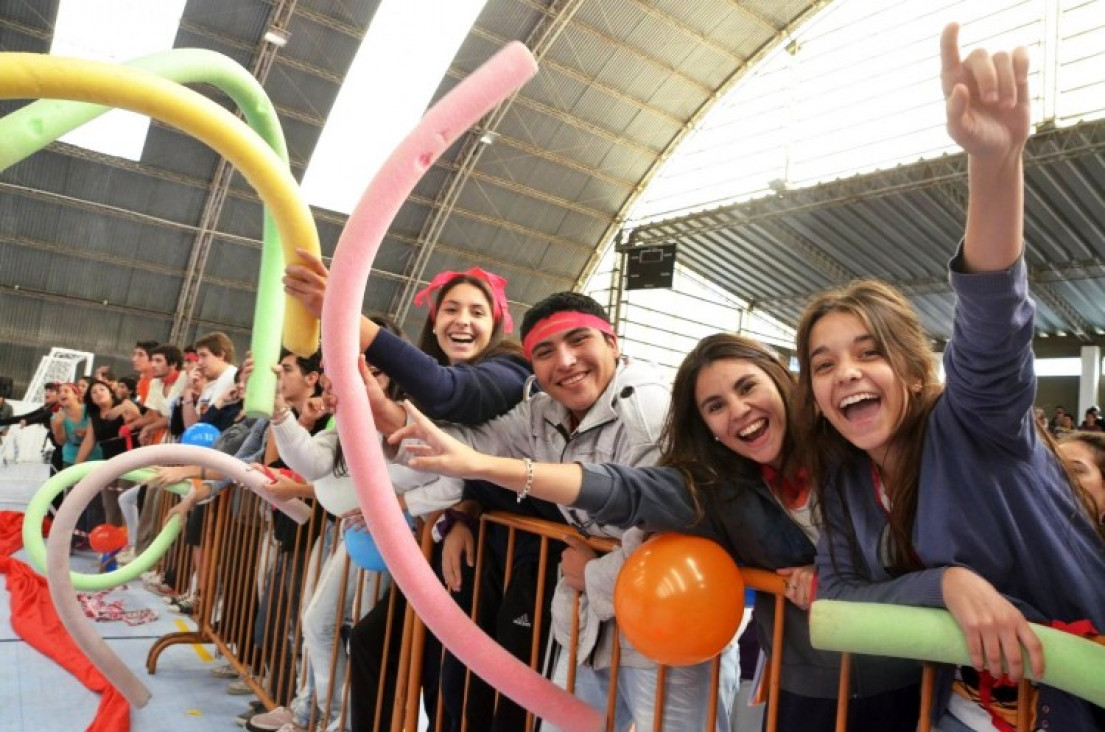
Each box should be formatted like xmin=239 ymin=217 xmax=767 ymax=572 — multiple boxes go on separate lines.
xmin=0 ymin=0 xmax=825 ymax=391
xmin=625 ymin=117 xmax=1105 ymax=346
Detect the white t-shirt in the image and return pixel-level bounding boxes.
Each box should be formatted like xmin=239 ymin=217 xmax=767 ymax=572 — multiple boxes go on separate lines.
xmin=144 ymin=373 xmax=187 ymax=417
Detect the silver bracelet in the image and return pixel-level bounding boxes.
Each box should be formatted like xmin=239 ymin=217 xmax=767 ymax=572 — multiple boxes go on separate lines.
xmin=517 ymin=457 xmax=534 ymax=503
xmin=272 ymin=405 xmax=291 ymax=425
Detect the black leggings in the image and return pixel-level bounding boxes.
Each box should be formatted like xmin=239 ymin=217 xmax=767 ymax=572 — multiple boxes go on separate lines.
xmin=773 ymin=683 xmax=922 ymax=732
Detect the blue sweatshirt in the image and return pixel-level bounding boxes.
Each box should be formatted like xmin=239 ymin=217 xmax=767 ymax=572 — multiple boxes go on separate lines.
xmin=364 ymin=328 xmax=531 ymax=423
xmin=817 ymin=249 xmax=1105 ymax=729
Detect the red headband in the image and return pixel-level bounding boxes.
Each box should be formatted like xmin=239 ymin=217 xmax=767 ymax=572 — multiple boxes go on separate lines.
xmin=413 ymin=267 xmax=513 ymax=334
xmin=522 ymin=312 xmax=614 ymax=360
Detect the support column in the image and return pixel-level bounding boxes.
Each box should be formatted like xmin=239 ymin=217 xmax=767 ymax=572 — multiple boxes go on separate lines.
xmin=1079 ymin=345 xmax=1100 ymax=419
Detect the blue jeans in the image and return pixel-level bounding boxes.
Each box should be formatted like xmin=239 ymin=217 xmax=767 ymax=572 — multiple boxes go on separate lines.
xmin=548 ymin=646 xmax=739 ymax=732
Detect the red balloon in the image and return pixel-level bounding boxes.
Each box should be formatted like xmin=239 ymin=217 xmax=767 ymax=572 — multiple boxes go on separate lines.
xmin=614 ymin=533 xmax=745 ymax=666
xmin=89 ymin=524 xmax=127 ymax=554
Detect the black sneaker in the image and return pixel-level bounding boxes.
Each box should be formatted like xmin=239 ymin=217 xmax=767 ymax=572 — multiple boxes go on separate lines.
xmin=236 ymin=701 xmax=265 ymax=727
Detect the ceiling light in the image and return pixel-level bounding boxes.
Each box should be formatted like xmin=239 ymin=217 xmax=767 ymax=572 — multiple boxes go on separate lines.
xmin=477 ymin=130 xmax=499 ymax=146
xmin=263 ymin=28 xmax=289 ymax=47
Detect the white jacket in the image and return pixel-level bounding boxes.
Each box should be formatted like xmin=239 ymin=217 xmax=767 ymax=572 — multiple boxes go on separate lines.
xmin=449 ymin=360 xmax=670 ymax=668
xmin=272 ymin=418 xmax=463 ymax=517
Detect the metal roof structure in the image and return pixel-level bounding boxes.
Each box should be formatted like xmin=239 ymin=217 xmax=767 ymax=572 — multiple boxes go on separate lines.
xmin=3 ymin=0 xmax=1104 ymax=398
xmin=0 ymin=0 xmax=825 ymax=392
xmin=624 ymin=116 xmax=1105 ymax=348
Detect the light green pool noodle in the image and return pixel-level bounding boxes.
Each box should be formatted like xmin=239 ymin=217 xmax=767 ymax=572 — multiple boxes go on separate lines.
xmin=0 ymin=48 xmax=297 ymax=418
xmin=810 ymin=600 xmax=1105 ymax=707
xmin=21 ymin=462 xmax=190 ymax=590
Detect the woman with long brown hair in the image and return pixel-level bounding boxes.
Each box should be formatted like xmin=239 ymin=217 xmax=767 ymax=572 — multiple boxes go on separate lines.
xmin=393 ymin=332 xmax=922 ymax=730
xmin=284 ymin=256 xmax=528 ymax=434
xmin=795 ymin=25 xmax=1104 ymax=731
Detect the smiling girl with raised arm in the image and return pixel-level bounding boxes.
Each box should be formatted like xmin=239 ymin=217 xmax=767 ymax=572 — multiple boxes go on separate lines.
xmin=795 ymin=24 xmax=1105 ymax=732
xmin=392 ymin=332 xmax=923 ymax=731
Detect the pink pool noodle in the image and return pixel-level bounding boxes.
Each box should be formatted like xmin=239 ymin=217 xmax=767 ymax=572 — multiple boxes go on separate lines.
xmin=323 ymin=42 xmax=603 ymax=731
xmin=45 ymin=444 xmax=313 ymax=706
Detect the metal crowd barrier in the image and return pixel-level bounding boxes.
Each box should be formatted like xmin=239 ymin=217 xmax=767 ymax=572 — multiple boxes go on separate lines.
xmin=139 ymin=491 xmax=1103 ymax=732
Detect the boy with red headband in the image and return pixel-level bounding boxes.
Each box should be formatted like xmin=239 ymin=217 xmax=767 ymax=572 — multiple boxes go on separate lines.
xmin=383 ymin=292 xmax=734 ymax=731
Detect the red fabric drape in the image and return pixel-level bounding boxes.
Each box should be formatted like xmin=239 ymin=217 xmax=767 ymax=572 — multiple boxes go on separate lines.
xmin=0 ymin=510 xmax=130 ymax=732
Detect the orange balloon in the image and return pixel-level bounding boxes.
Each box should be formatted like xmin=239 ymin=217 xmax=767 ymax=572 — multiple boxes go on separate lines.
xmin=614 ymin=533 xmax=745 ymax=666
xmin=89 ymin=524 xmax=127 ymax=554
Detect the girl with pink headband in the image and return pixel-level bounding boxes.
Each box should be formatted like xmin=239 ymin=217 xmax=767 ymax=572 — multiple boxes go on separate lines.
xmin=284 ymin=253 xmax=539 ymax=729
xmin=284 ymin=254 xmax=529 ymax=431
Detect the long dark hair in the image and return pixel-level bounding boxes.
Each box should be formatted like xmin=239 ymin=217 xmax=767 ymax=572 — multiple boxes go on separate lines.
xmin=795 ymin=280 xmax=942 ymax=575
xmin=417 ymin=274 xmax=520 ymax=365
xmin=660 ymin=333 xmax=800 ymax=521
xmin=83 ymin=378 xmax=121 ymax=420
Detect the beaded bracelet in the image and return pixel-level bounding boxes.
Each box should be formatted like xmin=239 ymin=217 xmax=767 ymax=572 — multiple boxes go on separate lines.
xmin=271 ymin=405 xmax=292 ymax=425
xmin=517 ymin=457 xmax=534 ymax=503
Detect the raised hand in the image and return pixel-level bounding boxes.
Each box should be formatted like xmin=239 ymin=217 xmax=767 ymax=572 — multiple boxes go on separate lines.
xmin=940 ymin=23 xmax=1031 ymax=159
xmin=389 ymin=399 xmax=483 ymax=479
xmin=300 ymin=396 xmax=329 ymax=425
xmin=283 ymin=248 xmax=329 ymax=319
xmin=239 ymin=354 xmax=256 ymax=390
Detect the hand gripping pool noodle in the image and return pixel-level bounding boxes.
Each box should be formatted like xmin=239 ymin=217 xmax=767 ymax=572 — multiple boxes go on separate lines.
xmin=0 ymin=50 xmax=321 ymax=416
xmin=44 ymin=445 xmax=313 ymax=706
xmin=322 ymin=42 xmax=603 ymax=731
xmin=810 ymin=600 xmax=1105 ymax=708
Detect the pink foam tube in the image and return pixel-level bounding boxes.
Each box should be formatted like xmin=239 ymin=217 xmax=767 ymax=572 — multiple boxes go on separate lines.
xmin=323 ymin=42 xmax=603 ymax=731
xmin=45 ymin=444 xmax=312 ymax=706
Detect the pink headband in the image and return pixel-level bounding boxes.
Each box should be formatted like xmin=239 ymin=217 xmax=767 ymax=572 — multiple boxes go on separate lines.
xmin=522 ymin=312 xmax=614 ymax=360
xmin=413 ymin=267 xmax=514 ymax=334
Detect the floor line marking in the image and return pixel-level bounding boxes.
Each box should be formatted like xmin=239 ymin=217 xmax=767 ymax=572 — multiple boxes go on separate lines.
xmin=175 ymin=618 xmax=214 ymax=662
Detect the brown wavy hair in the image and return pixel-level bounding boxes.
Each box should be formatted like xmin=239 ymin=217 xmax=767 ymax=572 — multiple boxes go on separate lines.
xmin=417 ymin=274 xmax=520 ymax=365
xmin=660 ymin=333 xmax=800 ymax=521
xmin=795 ymin=280 xmax=943 ymax=575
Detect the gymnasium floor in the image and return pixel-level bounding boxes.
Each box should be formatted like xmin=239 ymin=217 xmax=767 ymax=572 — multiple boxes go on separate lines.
xmin=0 ymin=456 xmax=254 ymax=732
xmin=0 ymin=434 xmax=760 ymax=732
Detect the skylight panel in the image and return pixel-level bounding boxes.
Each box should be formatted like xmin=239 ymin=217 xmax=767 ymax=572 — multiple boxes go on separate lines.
xmin=628 ymin=0 xmax=1105 ymax=225
xmin=301 ymin=0 xmax=489 ymax=215
xmin=50 ymin=0 xmax=187 ymax=161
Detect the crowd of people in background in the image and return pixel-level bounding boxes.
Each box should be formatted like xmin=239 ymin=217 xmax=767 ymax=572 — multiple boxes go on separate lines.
xmin=2 ymin=23 xmax=1103 ymax=732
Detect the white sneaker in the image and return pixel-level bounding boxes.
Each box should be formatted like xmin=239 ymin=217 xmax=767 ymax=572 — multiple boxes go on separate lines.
xmin=227 ymin=678 xmax=254 ymax=695
xmin=116 ymin=546 xmax=137 ymax=564
xmin=210 ymin=662 xmax=238 ymax=679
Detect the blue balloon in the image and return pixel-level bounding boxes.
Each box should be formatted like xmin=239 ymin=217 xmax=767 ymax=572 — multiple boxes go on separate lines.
xmin=344 ymin=525 xmax=387 ymax=572
xmin=181 ymin=422 xmax=220 ymax=447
